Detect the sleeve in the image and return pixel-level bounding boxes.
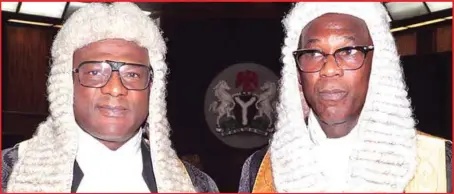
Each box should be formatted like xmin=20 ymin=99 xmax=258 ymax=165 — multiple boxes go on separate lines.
xmin=238 ymin=147 xmax=268 ymax=193
xmin=2 ymin=145 xmax=20 ymax=192
xmin=238 ymin=153 xmax=255 ymax=192
xmin=182 ymin=161 xmax=219 ymax=192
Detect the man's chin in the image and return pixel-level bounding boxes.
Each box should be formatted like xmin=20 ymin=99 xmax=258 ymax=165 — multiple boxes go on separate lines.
xmin=95 ymin=135 xmax=128 ymax=143
xmin=317 ymin=116 xmax=348 ymax=126
xmin=101 ymin=132 xmax=136 ymax=141
xmin=323 ymin=120 xmax=348 ymax=126
xmin=88 ymin=128 xmax=137 ymax=141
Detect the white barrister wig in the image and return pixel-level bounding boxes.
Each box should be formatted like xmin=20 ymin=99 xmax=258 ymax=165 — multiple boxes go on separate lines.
xmin=6 ymin=2 xmax=196 ymax=192
xmin=270 ymin=2 xmax=417 ymax=192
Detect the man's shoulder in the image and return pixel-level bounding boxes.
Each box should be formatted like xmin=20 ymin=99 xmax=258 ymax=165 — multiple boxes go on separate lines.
xmin=244 ymin=146 xmax=269 ymax=171
xmin=2 ymin=144 xmax=20 ymax=169
xmin=416 ymin=130 xmax=451 ymax=142
xmin=238 ymin=146 xmax=269 ymax=192
xmin=406 ymin=130 xmax=452 ymax=192
xmin=181 ymin=160 xmax=219 ymax=192
xmin=2 ymin=144 xmax=20 ymax=192
xmin=416 ymin=130 xmax=452 ymax=150
xmin=414 ymin=130 xmax=451 ymax=163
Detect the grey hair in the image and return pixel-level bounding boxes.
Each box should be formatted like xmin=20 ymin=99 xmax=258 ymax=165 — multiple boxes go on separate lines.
xmin=270 ymin=2 xmax=417 ymax=192
xmin=7 ymin=2 xmax=195 ymax=192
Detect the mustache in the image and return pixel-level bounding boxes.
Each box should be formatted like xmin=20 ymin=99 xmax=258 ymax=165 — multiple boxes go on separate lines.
xmin=318 ymin=88 xmax=347 ymax=93
xmin=95 ymin=97 xmax=129 ymax=110
xmin=316 ymin=82 xmax=348 ymax=93
xmin=96 ymin=104 xmax=128 ymax=110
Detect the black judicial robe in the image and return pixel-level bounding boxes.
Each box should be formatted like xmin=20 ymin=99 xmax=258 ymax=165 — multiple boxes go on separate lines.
xmin=2 ymin=139 xmax=219 ymax=192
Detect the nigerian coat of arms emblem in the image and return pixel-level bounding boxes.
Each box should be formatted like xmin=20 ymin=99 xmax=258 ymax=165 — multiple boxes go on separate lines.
xmin=204 ymin=63 xmax=279 ymax=149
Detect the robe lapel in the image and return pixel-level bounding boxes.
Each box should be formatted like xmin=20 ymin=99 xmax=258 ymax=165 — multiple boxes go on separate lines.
xmin=141 ymin=140 xmax=158 ymax=192
xmin=71 ymin=161 xmax=83 ymax=192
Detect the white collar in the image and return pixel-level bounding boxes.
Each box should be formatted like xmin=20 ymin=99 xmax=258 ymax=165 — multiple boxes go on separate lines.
xmin=307 ymin=110 xmax=360 ymax=191
xmin=307 ymin=109 xmax=360 ymax=145
xmin=75 ymin=128 xmax=150 ymax=192
xmin=76 ymin=128 xmax=143 ymax=173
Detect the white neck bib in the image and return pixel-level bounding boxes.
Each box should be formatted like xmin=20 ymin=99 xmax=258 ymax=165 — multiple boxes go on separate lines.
xmin=307 ymin=110 xmax=360 ymax=191
xmin=76 ymin=129 xmax=150 ymax=193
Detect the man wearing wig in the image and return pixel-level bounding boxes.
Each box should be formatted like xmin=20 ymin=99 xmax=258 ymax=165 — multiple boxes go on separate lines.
xmin=239 ymin=2 xmax=451 ymax=193
xmin=2 ymin=2 xmax=218 ymax=192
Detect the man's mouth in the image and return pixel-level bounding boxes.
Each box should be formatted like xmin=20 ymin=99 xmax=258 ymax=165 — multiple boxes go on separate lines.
xmin=318 ymin=89 xmax=347 ymax=101
xmin=96 ymin=105 xmax=128 ymax=117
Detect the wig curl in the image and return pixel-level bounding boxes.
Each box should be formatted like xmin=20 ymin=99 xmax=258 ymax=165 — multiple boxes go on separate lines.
xmin=7 ymin=2 xmax=195 ymax=192
xmin=270 ymin=2 xmax=417 ymax=192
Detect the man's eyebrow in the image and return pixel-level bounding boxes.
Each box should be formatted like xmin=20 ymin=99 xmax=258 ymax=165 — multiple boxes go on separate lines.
xmin=305 ymin=35 xmax=356 ymax=44
xmin=299 ymin=35 xmax=358 ymax=48
xmin=342 ymin=35 xmax=356 ymax=42
xmin=306 ymin=38 xmax=320 ymax=45
xmin=299 ymin=38 xmax=320 ymax=48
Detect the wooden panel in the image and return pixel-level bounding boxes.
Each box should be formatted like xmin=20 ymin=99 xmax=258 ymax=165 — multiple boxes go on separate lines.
xmin=436 ymin=25 xmax=452 ymax=52
xmin=394 ymin=32 xmax=417 ymax=56
xmin=2 ymin=111 xmax=47 ymax=137
xmin=3 ymin=25 xmax=58 ymax=114
xmin=417 ymin=28 xmax=435 ymax=55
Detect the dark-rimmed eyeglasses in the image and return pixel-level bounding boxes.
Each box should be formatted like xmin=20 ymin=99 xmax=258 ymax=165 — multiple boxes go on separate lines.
xmin=293 ymin=45 xmax=374 ymax=73
xmin=73 ymin=60 xmax=153 ymax=90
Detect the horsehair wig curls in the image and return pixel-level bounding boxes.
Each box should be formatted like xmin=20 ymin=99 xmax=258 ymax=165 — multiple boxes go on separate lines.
xmin=270 ymin=2 xmax=417 ymax=192
xmin=7 ymin=2 xmax=195 ymax=192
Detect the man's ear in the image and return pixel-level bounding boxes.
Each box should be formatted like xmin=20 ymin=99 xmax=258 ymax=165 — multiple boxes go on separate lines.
xmin=297 ymin=73 xmax=302 ymax=92
xmin=300 ymin=91 xmax=310 ymax=120
xmin=147 ymin=80 xmax=152 ymax=95
xmin=297 ymin=73 xmax=310 ymax=120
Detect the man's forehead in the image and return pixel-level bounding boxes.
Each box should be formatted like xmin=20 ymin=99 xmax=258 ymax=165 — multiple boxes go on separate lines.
xmin=74 ymin=39 xmax=147 ymax=57
xmin=300 ymin=13 xmax=369 ymax=40
xmin=72 ymin=39 xmax=150 ymax=66
xmin=77 ymin=39 xmax=145 ymax=51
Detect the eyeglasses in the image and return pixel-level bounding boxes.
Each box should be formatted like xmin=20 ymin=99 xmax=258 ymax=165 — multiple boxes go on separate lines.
xmin=73 ymin=60 xmax=153 ymax=90
xmin=293 ymin=45 xmax=374 ymax=73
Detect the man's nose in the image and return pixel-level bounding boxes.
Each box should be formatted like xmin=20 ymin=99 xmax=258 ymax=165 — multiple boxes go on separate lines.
xmin=101 ymin=72 xmax=128 ymax=97
xmin=319 ymin=55 xmax=344 ymax=78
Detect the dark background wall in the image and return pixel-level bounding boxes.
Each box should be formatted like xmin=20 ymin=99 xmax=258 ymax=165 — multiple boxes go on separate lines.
xmin=402 ymin=52 xmax=452 ymax=139
xmin=163 ymin=17 xmax=284 ymax=191
xmin=2 ymin=8 xmax=452 ymax=192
